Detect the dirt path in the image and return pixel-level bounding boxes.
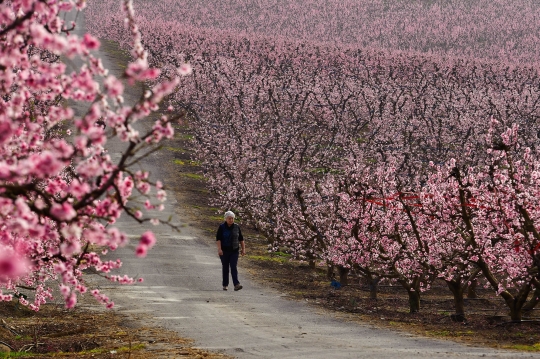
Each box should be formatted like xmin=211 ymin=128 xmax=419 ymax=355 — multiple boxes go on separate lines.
xmin=72 ymin=10 xmax=540 ymax=359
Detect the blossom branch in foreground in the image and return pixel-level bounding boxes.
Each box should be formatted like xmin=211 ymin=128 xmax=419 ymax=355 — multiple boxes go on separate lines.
xmin=0 ymin=0 xmax=189 ymax=310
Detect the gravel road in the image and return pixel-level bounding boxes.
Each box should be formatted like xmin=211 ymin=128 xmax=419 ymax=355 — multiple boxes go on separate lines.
xmin=68 ymin=9 xmax=540 ymax=359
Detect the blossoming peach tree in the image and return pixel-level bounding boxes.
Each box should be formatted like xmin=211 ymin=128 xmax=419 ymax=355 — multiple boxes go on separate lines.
xmin=85 ymin=0 xmax=540 ymax=320
xmin=0 ymin=0 xmax=190 ymax=310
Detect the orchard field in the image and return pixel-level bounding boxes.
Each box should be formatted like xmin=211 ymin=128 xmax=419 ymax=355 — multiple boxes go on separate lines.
xmin=1 ymin=0 xmax=540 ymax=355
xmin=84 ymin=0 xmax=540 ymax=326
xmin=83 ymin=1 xmax=540 ymax=321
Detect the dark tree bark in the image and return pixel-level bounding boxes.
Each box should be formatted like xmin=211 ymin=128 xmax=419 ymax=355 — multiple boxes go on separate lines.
xmin=446 ymin=280 xmax=466 ymax=321
xmin=467 ymin=279 xmax=479 ymax=299
xmin=338 ymin=266 xmax=349 ymax=286
xmin=368 ymin=274 xmax=380 ymax=300
xmin=407 ymin=289 xmax=420 ymax=313
xmin=522 ymin=284 xmax=540 ymax=314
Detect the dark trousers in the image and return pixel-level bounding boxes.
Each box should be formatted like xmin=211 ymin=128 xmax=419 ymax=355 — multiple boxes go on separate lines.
xmin=220 ymin=250 xmax=240 ymax=287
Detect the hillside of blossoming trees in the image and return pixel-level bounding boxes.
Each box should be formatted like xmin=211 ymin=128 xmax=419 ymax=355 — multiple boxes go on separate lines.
xmin=88 ymin=0 xmax=540 ymax=64
xmin=85 ymin=0 xmax=540 ymax=321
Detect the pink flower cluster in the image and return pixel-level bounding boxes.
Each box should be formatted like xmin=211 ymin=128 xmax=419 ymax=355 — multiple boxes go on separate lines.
xmin=135 ymin=231 xmax=156 ymax=257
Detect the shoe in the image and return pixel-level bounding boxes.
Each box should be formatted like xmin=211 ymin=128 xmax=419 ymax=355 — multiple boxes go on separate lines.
xmin=223 ymin=286 xmax=228 ymax=291
xmin=234 ymin=284 xmax=243 ymax=291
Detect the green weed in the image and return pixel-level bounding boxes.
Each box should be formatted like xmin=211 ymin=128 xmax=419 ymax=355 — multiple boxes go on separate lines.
xmin=274 ymin=251 xmax=292 ymax=258
xmin=427 ymin=330 xmax=451 ymax=337
xmin=505 ymin=343 xmax=540 ymax=352
xmin=69 ymin=343 xmax=146 ymax=355
xmin=14 ymin=335 xmax=31 ymax=341
xmin=0 ymin=352 xmax=34 ymax=358
xmin=173 ymin=158 xmax=200 ymax=166
xmin=175 ymin=133 xmax=194 ymax=140
xmin=247 ymin=255 xmax=288 ymax=263
xmin=181 ymin=173 xmax=206 ymax=180
xmin=165 ymin=146 xmax=186 ymax=153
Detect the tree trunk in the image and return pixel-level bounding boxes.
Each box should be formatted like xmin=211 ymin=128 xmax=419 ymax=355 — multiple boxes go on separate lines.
xmin=476 ymin=258 xmax=527 ymax=322
xmin=446 ymin=280 xmax=466 ymax=322
xmin=327 ymin=265 xmax=334 ymax=280
xmin=407 ymin=289 xmax=420 ymax=313
xmin=399 ymin=279 xmax=421 ymax=313
xmin=368 ymin=275 xmax=380 ymax=300
xmin=306 ymin=252 xmax=316 ymax=269
xmin=467 ymin=279 xmax=478 ymax=299
xmin=522 ymin=286 xmax=540 ymax=314
xmin=508 ymin=301 xmax=523 ymax=322
xmin=504 ymin=282 xmax=531 ymax=322
xmin=338 ymin=266 xmax=349 ymax=286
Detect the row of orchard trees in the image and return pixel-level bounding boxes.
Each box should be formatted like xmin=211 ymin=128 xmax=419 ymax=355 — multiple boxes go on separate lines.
xmin=184 ymin=54 xmax=540 ymax=321
xmin=174 ymin=43 xmax=540 ymax=322
xmin=85 ymin=2 xmax=540 ymax=321
xmin=87 ymin=0 xmax=540 ymax=65
xmin=184 ymin=56 xmax=540 ymax=321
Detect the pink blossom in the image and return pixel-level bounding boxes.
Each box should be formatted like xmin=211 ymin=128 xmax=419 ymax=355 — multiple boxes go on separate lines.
xmin=50 ymin=202 xmax=77 ymax=221
xmin=144 ymin=200 xmax=154 ymax=210
xmin=139 ymin=231 xmax=156 ymax=247
xmin=0 ymin=121 xmax=13 ymax=145
xmin=29 ymin=151 xmax=64 ymax=178
xmin=156 ymin=189 xmax=167 ymax=201
xmin=65 ymin=293 xmax=77 ymax=308
xmin=0 ymin=292 xmax=13 ymax=301
xmin=135 ymin=231 xmax=156 ymax=258
xmin=178 ymin=63 xmax=192 ymax=76
xmin=82 ymin=33 xmax=100 ymax=50
xmin=60 ymin=284 xmax=70 ymax=297
xmin=104 ymin=75 xmax=124 ymax=97
xmin=137 ymin=181 xmax=151 ymax=194
xmin=68 ymin=179 xmax=91 ymax=199
xmin=135 ymin=245 xmax=148 ymax=257
xmin=60 ymin=238 xmax=82 ymax=257
xmin=0 ymin=248 xmax=29 ymax=283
